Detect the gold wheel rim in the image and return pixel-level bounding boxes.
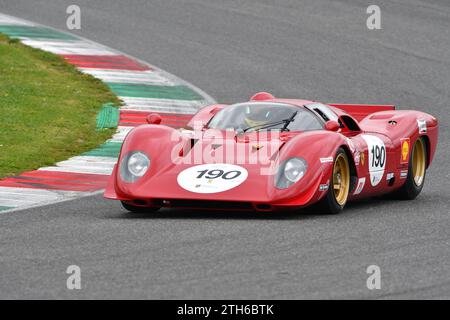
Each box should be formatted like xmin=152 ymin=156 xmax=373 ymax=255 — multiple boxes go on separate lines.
xmin=333 ymin=153 xmax=350 ymax=206
xmin=412 ymin=138 xmax=426 ymax=186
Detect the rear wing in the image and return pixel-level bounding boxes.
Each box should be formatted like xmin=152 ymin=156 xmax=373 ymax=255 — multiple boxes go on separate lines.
xmin=328 ymin=103 xmax=395 ymax=122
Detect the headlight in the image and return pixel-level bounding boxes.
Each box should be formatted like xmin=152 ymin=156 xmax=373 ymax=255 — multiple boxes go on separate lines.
xmin=275 ymin=157 xmax=307 ymax=189
xmin=120 ymin=151 xmax=150 ymax=183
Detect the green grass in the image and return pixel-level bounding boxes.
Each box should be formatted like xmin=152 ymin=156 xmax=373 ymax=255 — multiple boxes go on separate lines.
xmin=0 ymin=34 xmax=120 ymax=178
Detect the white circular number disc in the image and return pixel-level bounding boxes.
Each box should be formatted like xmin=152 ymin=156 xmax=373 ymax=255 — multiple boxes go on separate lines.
xmin=177 ymin=164 xmax=248 ymax=193
xmin=362 ymin=134 xmax=386 ymax=187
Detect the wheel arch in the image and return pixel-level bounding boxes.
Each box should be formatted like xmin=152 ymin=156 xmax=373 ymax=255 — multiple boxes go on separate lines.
xmin=339 ymin=144 xmax=358 ymax=193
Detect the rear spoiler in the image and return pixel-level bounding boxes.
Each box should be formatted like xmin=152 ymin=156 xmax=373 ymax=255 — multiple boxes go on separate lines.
xmin=328 ymin=103 xmax=395 ymax=121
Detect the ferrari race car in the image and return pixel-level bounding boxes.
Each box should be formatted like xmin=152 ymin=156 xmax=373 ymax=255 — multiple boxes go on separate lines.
xmin=104 ymin=92 xmax=438 ymax=214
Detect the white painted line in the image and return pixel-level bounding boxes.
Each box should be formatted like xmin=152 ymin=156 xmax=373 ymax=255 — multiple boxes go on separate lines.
xmin=0 ymin=187 xmax=60 ymax=207
xmin=121 ymin=97 xmax=207 ymax=108
xmin=0 ymin=190 xmax=103 ymax=214
xmin=39 ymin=166 xmax=114 ymax=175
xmin=66 ymin=156 xmax=118 ymax=164
xmin=52 ymin=160 xmax=116 ymax=169
xmin=0 ymin=192 xmax=54 ymax=201
xmin=0 ymin=198 xmax=44 ymax=206
xmin=57 ymin=164 xmax=115 ymax=172
xmin=0 ymin=13 xmax=35 ymax=26
xmin=21 ymin=39 xmax=116 ymax=55
xmin=36 ymin=155 xmax=118 ymax=173
xmin=121 ymin=104 xmax=199 ymax=114
xmin=0 ymin=186 xmax=62 ymax=196
xmin=79 ymin=69 xmax=174 ymax=85
xmin=38 ymin=160 xmax=114 ymax=175
xmin=109 ymin=126 xmax=133 ymax=142
xmin=120 ymin=97 xmax=205 ymax=114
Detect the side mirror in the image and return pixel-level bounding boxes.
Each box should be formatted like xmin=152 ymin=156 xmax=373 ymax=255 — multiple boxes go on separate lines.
xmin=325 ymin=120 xmax=340 ymax=132
xmin=146 ymin=113 xmax=162 ymax=125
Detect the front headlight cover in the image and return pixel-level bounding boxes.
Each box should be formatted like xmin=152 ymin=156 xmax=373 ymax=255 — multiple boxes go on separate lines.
xmin=119 ymin=151 xmax=150 ymax=183
xmin=275 ymin=157 xmax=307 ymax=189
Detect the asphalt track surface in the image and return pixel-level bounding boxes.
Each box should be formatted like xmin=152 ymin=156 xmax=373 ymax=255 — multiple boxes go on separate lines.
xmin=1 ymin=0 xmax=449 ymax=299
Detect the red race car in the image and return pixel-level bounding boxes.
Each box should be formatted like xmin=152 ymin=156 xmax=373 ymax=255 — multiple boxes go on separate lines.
xmin=104 ymin=92 xmax=438 ymax=214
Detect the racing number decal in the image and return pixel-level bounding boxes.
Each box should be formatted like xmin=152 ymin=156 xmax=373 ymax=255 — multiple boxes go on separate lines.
xmin=177 ymin=164 xmax=248 ymax=193
xmin=370 ymin=144 xmax=386 ymax=169
xmin=196 ymin=169 xmax=241 ymax=180
xmin=362 ymin=135 xmax=387 ymax=187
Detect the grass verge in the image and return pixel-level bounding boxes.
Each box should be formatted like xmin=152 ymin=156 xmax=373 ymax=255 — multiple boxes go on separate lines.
xmin=0 ymin=34 xmax=120 ymax=178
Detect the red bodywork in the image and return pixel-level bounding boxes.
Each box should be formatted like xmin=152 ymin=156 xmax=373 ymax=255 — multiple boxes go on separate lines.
xmin=104 ymin=94 xmax=438 ymax=212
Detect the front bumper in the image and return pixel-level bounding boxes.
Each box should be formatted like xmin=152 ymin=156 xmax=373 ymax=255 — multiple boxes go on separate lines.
xmin=104 ymin=164 xmax=326 ymax=211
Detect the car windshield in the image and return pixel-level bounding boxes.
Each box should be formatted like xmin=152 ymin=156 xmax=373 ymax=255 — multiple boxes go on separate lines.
xmin=207 ymin=102 xmax=324 ymax=132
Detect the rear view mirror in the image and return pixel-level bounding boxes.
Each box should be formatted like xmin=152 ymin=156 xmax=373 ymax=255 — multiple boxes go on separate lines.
xmin=325 ymin=120 xmax=340 ymax=132
xmin=146 ymin=113 xmax=162 ymax=125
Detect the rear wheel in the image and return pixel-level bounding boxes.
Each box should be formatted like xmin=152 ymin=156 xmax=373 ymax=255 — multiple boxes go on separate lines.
xmin=316 ymin=148 xmax=350 ymax=214
xmin=394 ymin=137 xmax=427 ymax=200
xmin=121 ymin=201 xmax=160 ymax=213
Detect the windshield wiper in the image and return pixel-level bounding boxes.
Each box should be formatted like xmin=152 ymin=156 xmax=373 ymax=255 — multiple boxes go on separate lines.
xmin=281 ymin=110 xmax=298 ymax=131
xmin=241 ymin=110 xmax=298 ymax=133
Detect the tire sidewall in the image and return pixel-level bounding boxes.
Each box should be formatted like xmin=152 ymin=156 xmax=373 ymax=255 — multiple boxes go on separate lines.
xmin=402 ymin=137 xmax=426 ymax=199
xmin=319 ymin=148 xmax=349 ymax=214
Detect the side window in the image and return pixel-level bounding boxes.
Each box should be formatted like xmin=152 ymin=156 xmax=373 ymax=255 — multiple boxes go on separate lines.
xmin=313 ymin=108 xmax=330 ymax=122
xmin=305 ymin=103 xmax=339 ymax=123
xmin=290 ymin=110 xmax=323 ymax=131
xmin=340 ymin=115 xmax=360 ymax=131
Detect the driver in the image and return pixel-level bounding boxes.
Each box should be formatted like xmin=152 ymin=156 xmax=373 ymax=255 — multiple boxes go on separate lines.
xmin=243 ymin=106 xmax=294 ymax=129
xmin=244 ymin=106 xmax=270 ymax=128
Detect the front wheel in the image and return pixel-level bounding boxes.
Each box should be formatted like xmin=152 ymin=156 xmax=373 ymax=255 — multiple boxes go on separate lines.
xmin=394 ymin=137 xmax=427 ymax=200
xmin=315 ymin=148 xmax=350 ymax=214
xmin=121 ymin=201 xmax=161 ymax=213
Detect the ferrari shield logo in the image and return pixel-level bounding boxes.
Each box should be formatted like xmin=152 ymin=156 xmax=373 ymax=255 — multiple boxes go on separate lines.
xmin=252 ymin=144 xmax=263 ymax=151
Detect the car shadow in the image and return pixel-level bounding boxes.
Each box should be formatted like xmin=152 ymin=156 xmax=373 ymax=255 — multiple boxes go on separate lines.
xmin=116 ymin=208 xmax=306 ymax=221
xmin=109 ymin=190 xmax=442 ymax=220
xmin=109 ymin=195 xmax=409 ymax=221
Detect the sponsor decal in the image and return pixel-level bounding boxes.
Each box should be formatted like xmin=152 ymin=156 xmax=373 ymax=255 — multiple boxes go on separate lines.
xmin=386 ymin=172 xmax=394 ymax=180
xmin=362 ymin=135 xmax=386 ymax=187
xmin=320 ymin=157 xmax=334 ymax=163
xmin=400 ymin=138 xmax=410 ymax=164
xmin=319 ymin=181 xmax=329 ymax=191
xmin=400 ymin=170 xmax=408 ymax=179
xmin=354 ymin=177 xmax=366 ymax=195
xmin=417 ymin=119 xmax=427 ymax=134
xmin=354 ymin=151 xmax=361 ymax=166
xmin=177 ymin=163 xmax=248 ymax=193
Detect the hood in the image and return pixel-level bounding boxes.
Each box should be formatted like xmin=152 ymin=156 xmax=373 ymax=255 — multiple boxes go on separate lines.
xmin=176 ymin=130 xmax=285 ymax=166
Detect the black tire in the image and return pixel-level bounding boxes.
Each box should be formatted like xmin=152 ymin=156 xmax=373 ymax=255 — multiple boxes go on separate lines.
xmin=315 ymin=148 xmax=350 ymax=214
xmin=121 ymin=201 xmax=161 ymax=213
xmin=393 ymin=137 xmax=427 ymax=200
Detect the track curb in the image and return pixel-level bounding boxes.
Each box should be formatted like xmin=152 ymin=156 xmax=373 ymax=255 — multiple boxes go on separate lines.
xmin=0 ymin=13 xmax=216 ymax=213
